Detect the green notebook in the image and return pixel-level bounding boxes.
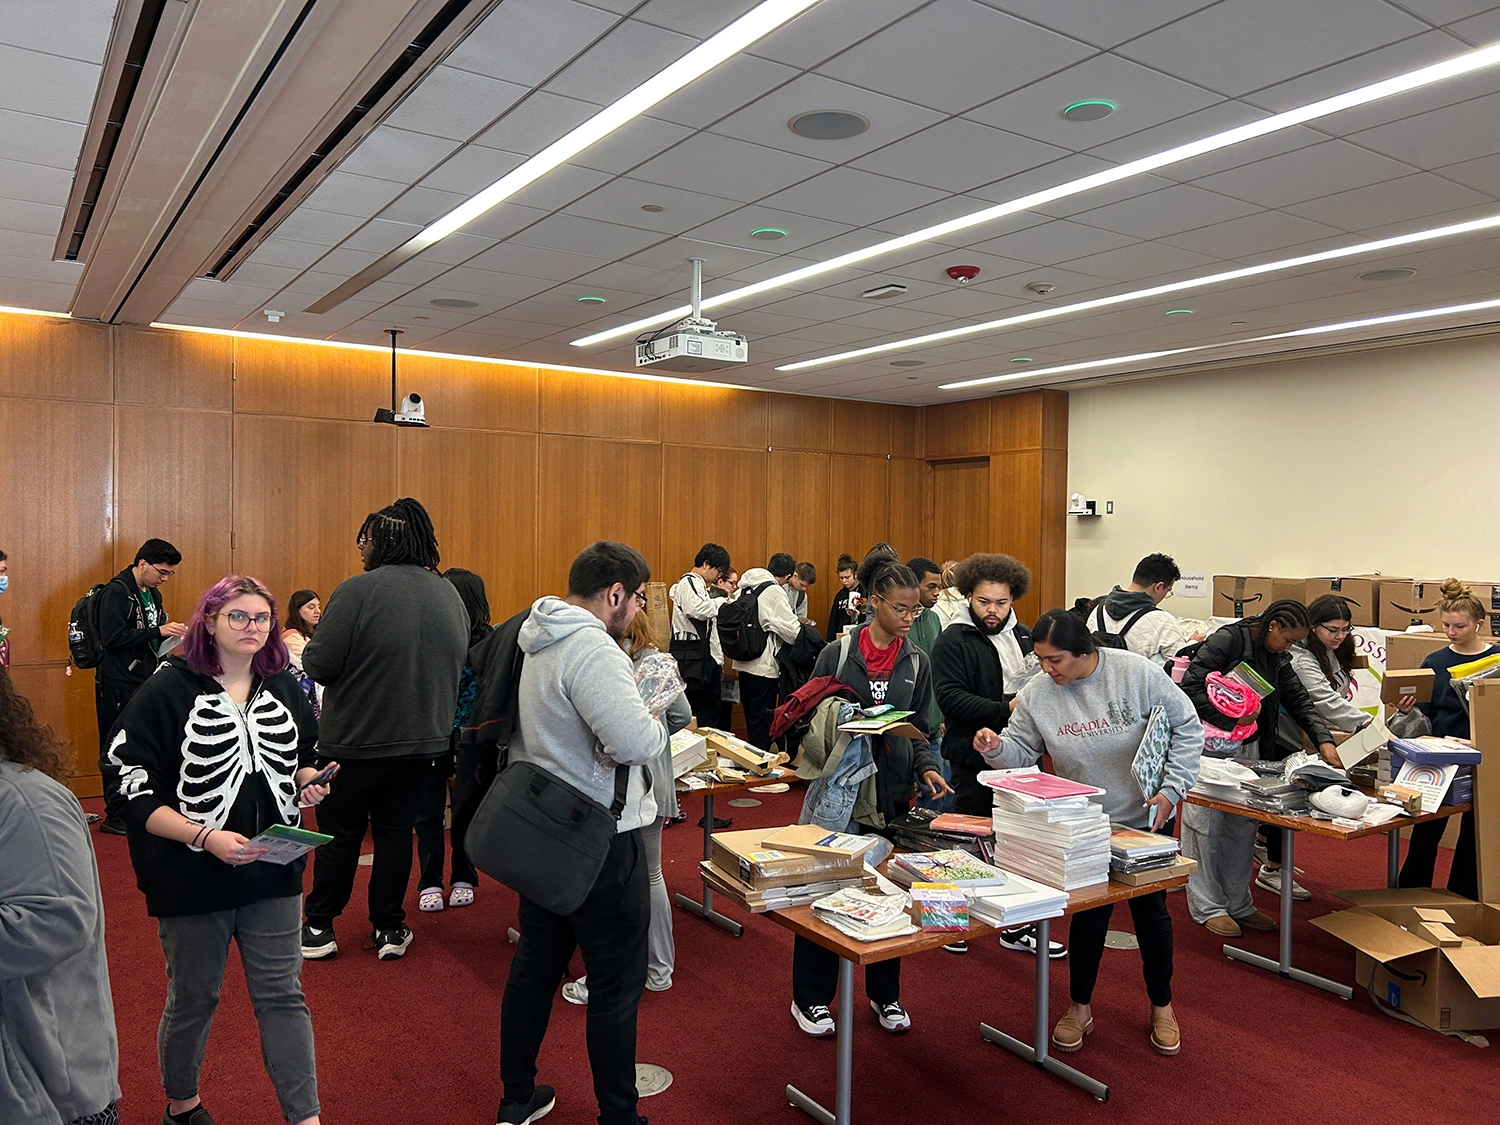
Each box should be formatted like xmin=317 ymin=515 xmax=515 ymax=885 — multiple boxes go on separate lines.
xmin=248 ymin=823 xmax=334 ymax=865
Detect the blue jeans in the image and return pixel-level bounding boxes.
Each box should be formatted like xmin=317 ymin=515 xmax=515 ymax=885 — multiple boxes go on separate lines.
xmin=914 ymin=735 xmax=954 ymax=813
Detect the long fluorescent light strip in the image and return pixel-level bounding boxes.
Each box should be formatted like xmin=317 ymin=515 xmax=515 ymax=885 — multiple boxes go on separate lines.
xmin=146 ymin=321 xmax=751 ymax=390
xmin=939 ymin=295 xmax=1500 ymax=391
xmin=571 ymin=40 xmax=1500 ymax=349
xmin=0 ymin=304 xmax=69 ymax=319
xmin=418 ymin=0 xmax=822 ymax=244
xmin=774 ymin=212 xmax=1500 ymax=371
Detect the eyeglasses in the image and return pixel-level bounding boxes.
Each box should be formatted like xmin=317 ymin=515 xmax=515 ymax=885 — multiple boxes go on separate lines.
xmin=356 ymin=535 xmax=370 ymax=548
xmin=219 ymin=610 xmax=274 ymax=632
xmin=873 ymin=596 xmax=917 ymax=620
xmin=1316 ymin=623 xmax=1352 ymax=639
xmin=631 ymin=590 xmax=648 ymax=609
xmin=149 ymin=563 xmax=176 ymax=580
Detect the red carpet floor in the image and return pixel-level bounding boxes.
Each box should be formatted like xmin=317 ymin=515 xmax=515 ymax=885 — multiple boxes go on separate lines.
xmin=87 ymin=790 xmax=1491 ymax=1125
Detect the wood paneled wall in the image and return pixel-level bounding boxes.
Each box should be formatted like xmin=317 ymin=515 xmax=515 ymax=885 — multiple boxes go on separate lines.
xmin=0 ymin=313 xmax=1064 ymax=795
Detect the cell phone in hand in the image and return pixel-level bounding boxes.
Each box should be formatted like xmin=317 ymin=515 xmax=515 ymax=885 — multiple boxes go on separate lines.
xmin=298 ymin=762 xmax=340 ymax=804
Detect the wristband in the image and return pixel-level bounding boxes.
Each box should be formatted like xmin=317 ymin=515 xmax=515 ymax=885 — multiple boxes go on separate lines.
xmin=190 ymin=825 xmax=207 ymax=849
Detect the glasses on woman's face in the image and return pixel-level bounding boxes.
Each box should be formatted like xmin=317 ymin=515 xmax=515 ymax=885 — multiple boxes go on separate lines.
xmin=1317 ymin=623 xmax=1351 ymax=640
xmin=874 ymin=595 xmax=917 ymax=620
xmin=220 ymin=610 xmax=274 ymax=632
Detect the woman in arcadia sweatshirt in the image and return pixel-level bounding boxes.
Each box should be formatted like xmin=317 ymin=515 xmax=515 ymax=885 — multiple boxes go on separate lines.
xmin=103 ymin=576 xmax=329 ymax=1125
xmin=975 ymin=610 xmax=1202 ymax=1058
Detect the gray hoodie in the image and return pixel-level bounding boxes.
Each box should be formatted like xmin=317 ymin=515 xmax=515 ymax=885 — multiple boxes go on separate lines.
xmin=0 ymin=761 xmax=119 ymax=1125
xmin=1275 ymin=642 xmax=1369 ymax=753
xmin=513 ymin=597 xmax=667 ymax=833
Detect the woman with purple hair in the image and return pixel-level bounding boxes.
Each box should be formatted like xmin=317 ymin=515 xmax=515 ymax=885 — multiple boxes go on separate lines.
xmin=102 ymin=576 xmax=329 ymax=1125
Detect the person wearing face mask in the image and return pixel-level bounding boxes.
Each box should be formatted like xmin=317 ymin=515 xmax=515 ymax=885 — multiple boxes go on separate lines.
xmin=1390 ymin=579 xmax=1494 ymax=899
xmin=0 ymin=547 xmax=9 ymax=672
xmin=1179 ymin=601 xmax=1336 ymax=938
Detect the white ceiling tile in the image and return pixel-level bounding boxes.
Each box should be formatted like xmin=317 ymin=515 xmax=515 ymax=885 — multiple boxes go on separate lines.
xmin=1350 ymin=90 xmax=1500 ymax=168
xmin=508 ymin=164 xmax=615 ymax=213
xmin=0 ymin=196 xmax=61 ymax=236
xmin=382 ymin=66 xmax=529 ymax=142
xmin=1082 ymin=99 xmax=1271 ymax=168
xmin=563 ymin=177 xmax=740 ymax=234
xmin=630 ymin=133 xmax=832 ymax=201
xmin=839 ymin=304 xmax=976 ymax=332
xmin=632 ymin=0 xmax=765 ymax=38
xmin=452 ymin=201 xmax=549 ymax=242
xmin=756 ymin=292 xmax=871 ymax=323
xmin=300 ymin=246 xmax=379 ymax=277
xmin=868 ymin=193 xmax=1038 ymax=247
xmin=403 ymin=232 xmax=498 ymax=266
xmin=444 ymin=0 xmax=622 ymax=86
xmin=271 ymin=207 xmax=365 ymax=246
xmin=684 ymin=205 xmax=855 ymax=255
xmin=759 ymin=167 xmax=947 ymax=225
xmin=773 ymin=320 xmax=878 ymax=345
xmin=718 ymin=308 xmax=819 ymax=336
xmin=1449 ymin=5 xmax=1500 ymax=40
xmin=244 ymin=236 xmax=326 ymax=272
xmin=708 ymin=73 xmax=946 ymax=162
xmin=1061 ymin=240 xmax=1220 ymax=281
xmin=465 ymin=242 xmax=613 ymax=281
xmin=0 ymin=253 xmax=81 ymax=285
xmin=156 ymin=299 xmax=245 ymax=329
xmin=968 ymin=219 xmax=1139 ymax=265
xmin=1159 ymin=124 xmax=1330 ymax=183
xmin=546 ymin=19 xmax=699 ymax=106
xmin=422 ymin=330 xmax=530 ymax=355
xmin=336 ymin=126 xmax=461 ymax=186
xmin=384 ymin=259 xmax=452 ymax=287
xmin=1158 ymin=209 xmax=1346 ymax=257
xmin=1191 ymin=140 xmax=1417 ymax=208
xmin=0 ymin=1 xmax=114 ymax=63
xmin=340 ymin=218 xmax=423 ymax=254
xmin=965 ymin=53 xmax=1224 ymax=151
xmin=977 ymin=0 xmax=1218 ymax=48
xmin=511 ymin=214 xmax=664 ymax=258
xmin=377 ymin=187 xmax=466 ymax=227
xmin=853 ymin=119 xmax=1070 ymax=194
xmin=300 ymin=171 xmax=406 ymax=219
xmin=0 ymin=108 xmax=84 ymax=171
xmin=888 ymin=246 xmax=1037 ymax=285
xmin=227 ymin=262 xmax=304 ymax=290
xmin=1116 ymin=0 xmax=1428 ymax=97
xmin=818 ymin=0 xmax=1094 ymax=113
xmin=472 ymin=91 xmax=601 ymax=157
xmin=649 ymin=53 xmax=800 ymax=129
xmin=1436 ymin=152 xmax=1500 ymax=196
xmin=0 ymin=227 xmax=53 ymax=257
xmin=748 ymin=0 xmax=930 ymax=69
xmin=1072 ymin=183 xmax=1261 ymax=239
xmin=569 ymin=115 xmax=694 ymax=173
xmin=1392 ymin=1 xmax=1500 ymax=26
xmin=568 ymin=261 xmax=694 ymax=298
xmin=1285 ymin=172 xmax=1494 ymax=230
xmin=625 ymin=236 xmax=776 ymax=276
xmin=0 ymin=156 xmax=71 ymax=208
xmin=178 ymin=277 xmax=279 ymax=307
xmin=421 ymin=146 xmax=525 ymax=196
xmin=0 ymin=45 xmax=98 ymax=125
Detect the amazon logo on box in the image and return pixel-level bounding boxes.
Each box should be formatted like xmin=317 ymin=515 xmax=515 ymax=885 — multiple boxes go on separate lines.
xmin=1211 ymin=575 xmax=1305 ymax=619
xmin=1379 ymin=581 xmax=1443 ymax=631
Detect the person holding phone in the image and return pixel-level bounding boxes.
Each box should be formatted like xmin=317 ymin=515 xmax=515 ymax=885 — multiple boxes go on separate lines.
xmin=973 ymin=610 xmax=1203 ymax=1057
xmin=102 ymin=576 xmax=328 ymax=1125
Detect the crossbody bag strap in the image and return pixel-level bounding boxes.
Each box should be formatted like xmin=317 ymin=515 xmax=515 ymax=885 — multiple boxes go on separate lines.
xmin=608 ymin=762 xmax=649 ymax=819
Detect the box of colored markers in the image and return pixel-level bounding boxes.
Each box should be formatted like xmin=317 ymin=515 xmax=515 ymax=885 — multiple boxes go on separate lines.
xmin=908 ymin=882 xmax=969 ymax=932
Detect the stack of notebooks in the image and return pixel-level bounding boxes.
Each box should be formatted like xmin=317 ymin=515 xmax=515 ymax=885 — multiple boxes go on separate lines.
xmin=1380 ymin=737 xmax=1477 ymax=805
xmin=1108 ymin=827 xmax=1194 ymax=885
xmin=1240 ymin=776 xmax=1311 ymax=814
xmin=967 ymin=868 xmax=1068 ymax=927
xmin=886 ymin=809 xmax=995 ymax=863
xmin=886 ymin=849 xmax=1010 ymax=889
xmin=811 ymin=887 xmax=916 ymax=941
xmin=983 ymin=770 xmax=1111 ymax=891
xmin=700 ymin=827 xmax=878 ymax=913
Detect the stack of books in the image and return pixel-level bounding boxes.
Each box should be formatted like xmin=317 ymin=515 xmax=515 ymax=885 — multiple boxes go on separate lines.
xmin=886 ymin=809 xmax=995 ymax=863
xmin=886 ymin=849 xmax=1010 ymax=889
xmin=811 ymin=886 xmax=917 ymax=941
xmin=1109 ymin=827 xmax=1181 ymax=879
xmin=700 ymin=827 xmax=876 ymax=913
xmin=1241 ymin=776 xmax=1310 ymax=814
xmin=1380 ymin=737 xmax=1477 ymax=805
xmin=983 ymin=770 xmax=1111 ymax=891
xmin=967 ymin=868 xmax=1069 ymax=927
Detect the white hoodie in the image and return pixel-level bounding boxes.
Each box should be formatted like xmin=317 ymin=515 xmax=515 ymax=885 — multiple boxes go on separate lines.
xmin=729 ymin=568 xmax=802 ymax=679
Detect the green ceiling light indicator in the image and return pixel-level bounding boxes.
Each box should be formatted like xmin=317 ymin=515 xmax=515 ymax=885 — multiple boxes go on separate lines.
xmin=1062 ymin=99 xmax=1116 ymax=122
xmin=1164 ymin=308 xmax=1194 ymax=316
xmin=750 ymin=227 xmax=788 ymax=241
xmin=577 ymin=295 xmax=607 ymax=304
xmin=1009 ymin=356 xmax=1033 ymax=363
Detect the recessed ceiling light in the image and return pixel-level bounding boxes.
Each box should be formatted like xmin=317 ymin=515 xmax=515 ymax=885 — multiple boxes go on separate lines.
xmin=1009 ymin=357 xmax=1033 ymax=363
xmin=1062 ymin=99 xmax=1116 ymax=121
xmin=1358 ymin=267 xmax=1418 ymax=282
xmin=890 ymin=359 xmax=925 ymax=367
xmin=573 ymin=44 xmax=1500 ymax=350
xmin=1164 ymin=309 xmax=1194 ymax=315
xmin=750 ymin=227 xmax=787 ymax=241
xmin=430 ymin=298 xmax=478 ymax=308
xmin=862 ymin=283 xmax=908 ymax=300
xmin=412 ymin=315 xmax=430 ymax=321
xmin=1230 ymin=320 xmax=1248 ymax=327
xmin=789 ymin=110 xmax=870 ymax=139
xmin=577 ymin=295 xmax=607 ymax=303
xmin=773 ymin=211 xmax=1500 ymax=372
xmin=640 ymin=204 xmax=664 ymax=213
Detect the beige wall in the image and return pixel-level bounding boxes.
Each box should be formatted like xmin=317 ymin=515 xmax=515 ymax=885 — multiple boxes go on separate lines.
xmin=1064 ymin=333 xmax=1500 ymax=617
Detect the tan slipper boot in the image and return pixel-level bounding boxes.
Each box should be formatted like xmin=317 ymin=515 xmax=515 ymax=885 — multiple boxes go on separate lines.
xmin=1204 ymin=915 xmax=1241 ymax=937
xmin=1150 ymin=1010 xmax=1181 ymax=1056
xmin=1239 ymin=910 xmax=1277 ymax=932
xmin=1051 ymin=1011 xmax=1093 ymax=1052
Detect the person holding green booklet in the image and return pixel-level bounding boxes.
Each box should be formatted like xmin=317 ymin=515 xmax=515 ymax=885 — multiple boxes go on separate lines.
xmin=103 ymin=576 xmax=328 ymax=1125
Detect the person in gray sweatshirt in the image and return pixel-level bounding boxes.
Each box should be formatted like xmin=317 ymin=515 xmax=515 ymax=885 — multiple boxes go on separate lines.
xmin=0 ymin=673 xmax=119 ymax=1125
xmin=497 ymin=541 xmax=669 ymax=1125
xmin=976 ymin=610 xmax=1202 ymax=1060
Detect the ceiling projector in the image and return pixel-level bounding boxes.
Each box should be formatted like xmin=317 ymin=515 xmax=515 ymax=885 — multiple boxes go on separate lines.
xmin=634 ymin=257 xmax=748 ymax=372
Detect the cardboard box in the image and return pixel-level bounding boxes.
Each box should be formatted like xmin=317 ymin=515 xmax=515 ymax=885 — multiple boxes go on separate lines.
xmin=1311 ymin=889 xmax=1500 ymax=1033
xmin=709 ymin=828 xmax=865 ymax=889
xmin=1381 ymin=667 xmax=1435 ymax=705
xmin=646 ymin=581 xmax=670 ymax=646
xmin=1304 ymin=576 xmax=1407 ymax=628
xmin=1466 ymin=679 xmax=1500 ymax=904
xmin=700 ymin=728 xmax=782 ymax=772
xmin=1384 ymin=630 xmax=1450 ymax=670
xmin=1110 ymin=856 xmax=1199 ymax=886
xmin=1380 ymin=580 xmax=1445 ymax=631
xmin=1465 ymin=584 xmax=1500 ymax=637
xmin=1212 ymin=575 xmax=1305 ymax=619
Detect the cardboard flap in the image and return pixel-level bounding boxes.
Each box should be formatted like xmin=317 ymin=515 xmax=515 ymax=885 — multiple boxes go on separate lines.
xmin=1332 ymin=888 xmax=1471 ymax=907
xmin=1443 ymin=947 xmax=1500 ymax=999
xmin=1311 ymin=909 xmax=1433 ymax=962
xmin=1413 ymin=908 xmax=1456 ymax=924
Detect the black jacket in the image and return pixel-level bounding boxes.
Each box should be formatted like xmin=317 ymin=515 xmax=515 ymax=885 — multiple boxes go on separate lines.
xmin=96 ymin=567 xmax=168 ymax=688
xmin=103 ymin=657 xmax=319 ymax=917
xmin=931 ymin=613 xmax=1034 ymax=775
xmin=302 ymin=564 xmax=469 ymax=759
xmin=812 ymin=625 xmax=940 ymax=822
xmin=826 ymin=587 xmax=858 ymax=642
xmin=460 ymin=608 xmax=529 ymax=760
xmin=1181 ymin=625 xmax=1331 ymax=757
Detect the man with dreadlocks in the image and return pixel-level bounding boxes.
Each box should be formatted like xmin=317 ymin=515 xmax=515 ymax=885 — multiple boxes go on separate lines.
xmin=300 ymin=498 xmax=470 ymax=961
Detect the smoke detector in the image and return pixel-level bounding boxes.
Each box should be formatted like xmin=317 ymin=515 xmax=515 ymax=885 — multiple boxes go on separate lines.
xmin=1024 ymin=281 xmax=1057 ymax=296
xmin=945 ymin=264 xmax=981 ymax=285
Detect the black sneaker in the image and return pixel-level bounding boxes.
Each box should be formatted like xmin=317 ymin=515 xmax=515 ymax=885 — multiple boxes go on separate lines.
xmin=373 ymin=924 xmax=413 ymax=960
xmin=942 ymin=939 xmax=969 ymax=954
xmin=999 ymin=924 xmax=1067 ymax=960
xmin=161 ymin=1103 xmax=217 ymax=1125
xmin=790 ymin=1000 xmax=835 ymax=1037
xmin=300 ymin=923 xmax=336 ymax=960
xmin=496 ymin=1084 xmax=555 ymax=1124
xmin=99 ymin=815 xmax=128 ymax=836
xmin=870 ymin=999 xmax=911 ymax=1032
xmin=698 ymin=815 xmax=733 ymax=829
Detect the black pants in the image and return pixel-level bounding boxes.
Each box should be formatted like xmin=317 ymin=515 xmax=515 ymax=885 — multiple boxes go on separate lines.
xmin=951 ymin=760 xmax=990 ymax=818
xmin=450 ymin=739 xmax=497 ymax=882
xmin=306 ymin=757 xmax=429 ymax=931
xmin=1259 ymin=823 xmax=1283 ymax=865
xmin=792 ymin=935 xmax=900 ymax=1007
xmin=1399 ymin=811 xmax=1478 ymax=899
xmin=414 ymin=741 xmax=477 ymax=890
xmin=739 ymin=672 xmax=780 ymax=753
xmin=1067 ymin=889 xmax=1173 ymax=1007
xmin=95 ymin=680 xmax=138 ymax=818
xmin=685 ymin=669 xmax=722 ymax=730
xmin=501 ymin=829 xmax=648 ymax=1125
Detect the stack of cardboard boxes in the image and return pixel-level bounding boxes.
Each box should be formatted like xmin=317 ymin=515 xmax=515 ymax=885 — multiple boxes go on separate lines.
xmin=697 ymin=827 xmax=877 ymax=913
xmin=1212 ymin=574 xmax=1500 ymax=635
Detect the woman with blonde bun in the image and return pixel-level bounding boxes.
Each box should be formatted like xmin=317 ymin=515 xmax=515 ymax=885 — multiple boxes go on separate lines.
xmin=1390 ymin=578 xmax=1493 ymax=897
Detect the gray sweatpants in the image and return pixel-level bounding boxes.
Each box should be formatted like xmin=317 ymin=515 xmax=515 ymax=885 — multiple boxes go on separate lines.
xmin=643 ymin=817 xmax=674 ymax=989
xmin=1181 ymin=801 xmax=1259 ymax=924
xmin=156 ymin=894 xmax=319 ymax=1122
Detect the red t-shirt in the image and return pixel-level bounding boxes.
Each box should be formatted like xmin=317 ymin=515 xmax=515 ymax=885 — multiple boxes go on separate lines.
xmin=858 ymin=628 xmax=902 ymax=703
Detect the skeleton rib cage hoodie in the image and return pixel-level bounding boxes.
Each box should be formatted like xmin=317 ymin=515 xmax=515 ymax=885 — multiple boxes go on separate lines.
xmin=103 ymin=655 xmax=319 ymax=917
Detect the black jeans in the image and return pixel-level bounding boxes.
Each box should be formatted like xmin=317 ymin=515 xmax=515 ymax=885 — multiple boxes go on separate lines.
xmin=95 ymin=680 xmax=138 ymax=818
xmin=739 ymin=671 xmax=780 ymax=753
xmin=685 ymin=670 xmax=722 ymax=730
xmin=792 ymin=935 xmax=900 ymax=1007
xmin=414 ymin=742 xmax=477 ymax=890
xmin=951 ymin=760 xmax=990 ymax=818
xmin=305 ymin=757 xmax=429 ymax=931
xmin=1067 ymin=890 xmax=1173 ymax=1007
xmin=1399 ymin=811 xmax=1477 ymax=899
xmin=501 ymin=829 xmax=648 ymax=1125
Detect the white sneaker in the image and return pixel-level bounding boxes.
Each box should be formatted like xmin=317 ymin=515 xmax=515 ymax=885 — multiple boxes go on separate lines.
xmin=1255 ymin=864 xmax=1311 ymax=902
xmin=870 ymin=999 xmax=911 ymax=1033
xmin=561 ymin=978 xmax=589 ymax=1005
xmin=791 ymin=1000 xmax=835 ymax=1037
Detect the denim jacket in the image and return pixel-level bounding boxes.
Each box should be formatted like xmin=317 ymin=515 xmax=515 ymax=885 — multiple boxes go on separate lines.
xmin=795 ymin=699 xmax=879 ymax=830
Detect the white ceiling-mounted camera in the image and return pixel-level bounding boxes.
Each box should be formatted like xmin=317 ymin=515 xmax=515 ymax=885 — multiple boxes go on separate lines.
xmin=372 ymin=329 xmax=429 ymax=428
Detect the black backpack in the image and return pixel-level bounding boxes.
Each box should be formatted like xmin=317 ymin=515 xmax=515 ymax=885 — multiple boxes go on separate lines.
xmin=1088 ymin=602 xmax=1155 ymax=651
xmin=67 ymin=583 xmax=110 ymax=669
xmin=717 ymin=581 xmax=775 ymax=661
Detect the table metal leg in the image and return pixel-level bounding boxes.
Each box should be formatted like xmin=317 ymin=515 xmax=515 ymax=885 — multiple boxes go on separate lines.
xmin=1387 ymin=827 xmax=1401 ymax=889
xmin=980 ymin=917 xmax=1110 ymax=1102
xmin=787 ymin=957 xmax=854 ymax=1125
xmin=1222 ymin=828 xmax=1353 ymax=999
xmin=672 ymin=793 xmax=744 ymax=936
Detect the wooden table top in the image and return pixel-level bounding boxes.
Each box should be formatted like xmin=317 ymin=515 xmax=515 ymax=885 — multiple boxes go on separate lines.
xmin=1184 ymin=791 xmax=1471 ymax=840
xmin=765 ymin=873 xmax=1190 ymax=966
xmin=676 ymin=767 xmax=796 ymax=797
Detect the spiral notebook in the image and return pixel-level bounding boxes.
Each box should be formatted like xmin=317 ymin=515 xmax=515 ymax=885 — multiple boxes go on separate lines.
xmin=1131 ymin=706 xmax=1171 ymax=800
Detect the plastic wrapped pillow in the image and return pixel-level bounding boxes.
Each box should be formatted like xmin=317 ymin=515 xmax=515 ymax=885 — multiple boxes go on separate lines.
xmin=635 ymin=652 xmax=686 ymax=719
